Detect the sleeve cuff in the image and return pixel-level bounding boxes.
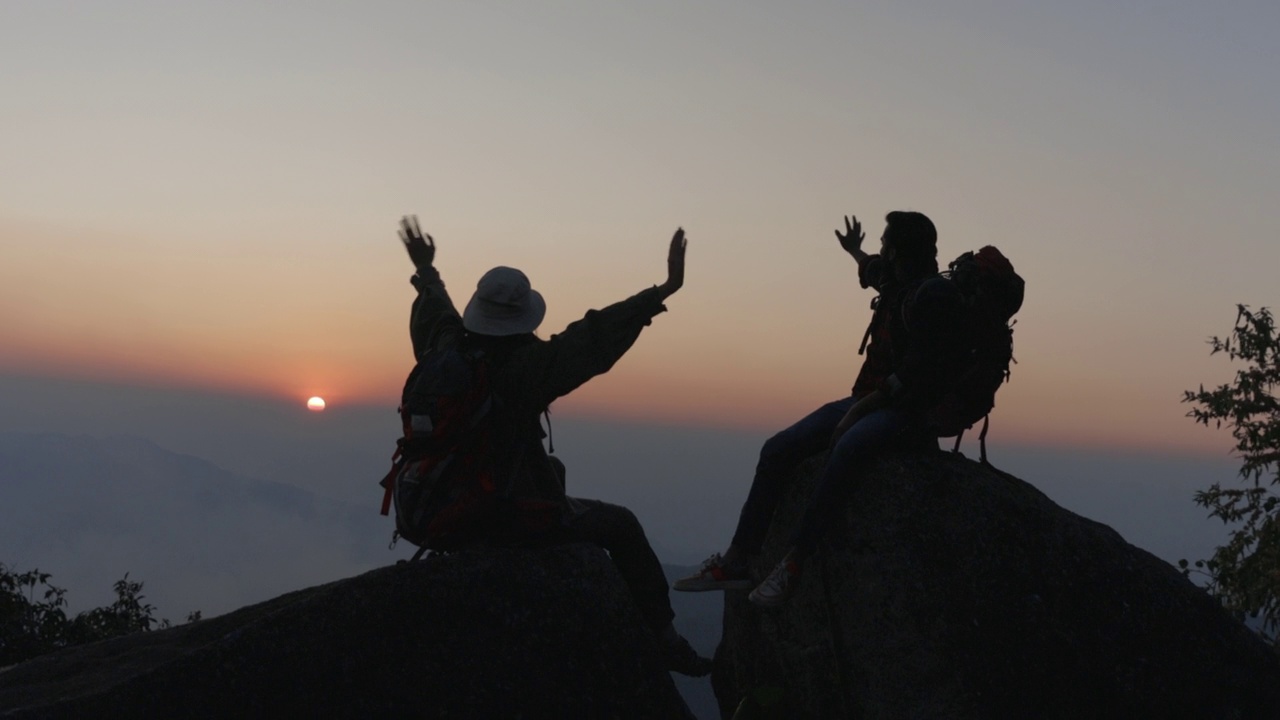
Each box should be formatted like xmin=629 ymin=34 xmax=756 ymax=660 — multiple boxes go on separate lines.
xmin=411 ymin=267 xmax=442 ymax=289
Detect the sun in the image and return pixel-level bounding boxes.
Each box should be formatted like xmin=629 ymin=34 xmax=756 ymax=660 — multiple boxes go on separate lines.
xmin=306 ymin=396 xmax=326 ymax=412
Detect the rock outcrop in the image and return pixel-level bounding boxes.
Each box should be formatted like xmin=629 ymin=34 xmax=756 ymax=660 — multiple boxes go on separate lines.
xmin=0 ymin=544 xmax=693 ymax=719
xmin=713 ymin=451 xmax=1280 ymax=719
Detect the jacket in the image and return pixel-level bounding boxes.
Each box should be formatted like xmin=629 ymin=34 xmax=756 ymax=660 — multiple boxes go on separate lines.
xmin=407 ymin=267 xmax=668 ymax=518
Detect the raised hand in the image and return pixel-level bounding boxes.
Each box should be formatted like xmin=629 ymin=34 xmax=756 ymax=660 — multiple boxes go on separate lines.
xmin=835 ymin=214 xmax=865 ymax=258
xmin=658 ymin=228 xmax=687 ymax=300
xmin=399 ymin=215 xmax=435 ymax=270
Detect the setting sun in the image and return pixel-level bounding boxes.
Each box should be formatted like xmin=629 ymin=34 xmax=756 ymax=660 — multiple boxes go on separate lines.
xmin=306 ymin=396 xmax=326 ymax=412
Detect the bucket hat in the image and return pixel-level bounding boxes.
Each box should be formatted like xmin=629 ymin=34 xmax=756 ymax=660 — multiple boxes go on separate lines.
xmin=462 ymin=266 xmax=546 ymax=336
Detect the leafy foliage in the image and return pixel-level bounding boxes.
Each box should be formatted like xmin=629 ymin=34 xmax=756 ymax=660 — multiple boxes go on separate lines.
xmin=0 ymin=564 xmax=199 ymax=666
xmin=1180 ymin=305 xmax=1280 ymax=643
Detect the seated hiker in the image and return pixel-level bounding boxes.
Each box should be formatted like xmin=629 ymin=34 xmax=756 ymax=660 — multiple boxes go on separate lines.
xmin=389 ymin=216 xmax=710 ymax=676
xmin=675 ymin=211 xmax=957 ymax=606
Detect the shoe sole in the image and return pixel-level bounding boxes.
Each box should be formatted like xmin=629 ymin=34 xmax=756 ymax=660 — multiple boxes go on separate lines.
xmin=747 ymin=592 xmax=785 ymax=608
xmin=672 ymin=578 xmax=754 ymax=592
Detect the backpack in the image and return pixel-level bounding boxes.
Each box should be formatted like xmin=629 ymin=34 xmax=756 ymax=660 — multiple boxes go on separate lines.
xmin=379 ymin=347 xmax=506 ymax=554
xmin=925 ymin=246 xmax=1024 ymax=461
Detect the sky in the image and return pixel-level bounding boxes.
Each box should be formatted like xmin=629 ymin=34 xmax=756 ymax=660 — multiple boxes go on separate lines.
xmin=3 ymin=0 xmax=1279 ymax=458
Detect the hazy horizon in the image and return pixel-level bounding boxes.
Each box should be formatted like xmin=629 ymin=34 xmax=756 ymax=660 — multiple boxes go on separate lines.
xmin=0 ymin=371 xmax=1238 ymax=615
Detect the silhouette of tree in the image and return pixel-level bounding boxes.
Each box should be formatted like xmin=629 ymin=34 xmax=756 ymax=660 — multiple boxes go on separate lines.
xmin=1 ymin=564 xmax=199 ymax=666
xmin=1181 ymin=305 xmax=1280 ymax=644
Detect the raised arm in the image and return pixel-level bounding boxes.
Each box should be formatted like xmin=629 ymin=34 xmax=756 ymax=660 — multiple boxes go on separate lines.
xmin=837 ymin=214 xmax=888 ymax=290
xmin=507 ymin=229 xmax=688 ymax=409
xmin=400 ymin=215 xmax=462 ymax=359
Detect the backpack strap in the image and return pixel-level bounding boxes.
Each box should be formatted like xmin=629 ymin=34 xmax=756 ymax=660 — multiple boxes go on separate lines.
xmin=950 ymin=414 xmax=992 ymax=464
xmin=978 ymin=414 xmax=991 ymax=465
xmin=857 ymin=296 xmax=881 ymax=356
xmin=379 ymin=440 xmax=406 ymax=517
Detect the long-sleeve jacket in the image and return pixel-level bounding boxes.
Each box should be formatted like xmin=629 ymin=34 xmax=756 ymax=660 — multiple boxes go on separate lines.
xmin=407 ymin=267 xmax=668 ymax=517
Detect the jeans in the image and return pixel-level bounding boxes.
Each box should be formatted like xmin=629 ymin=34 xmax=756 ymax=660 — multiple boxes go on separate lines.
xmin=729 ymin=396 xmax=858 ymax=555
xmin=791 ymin=405 xmax=921 ymax=558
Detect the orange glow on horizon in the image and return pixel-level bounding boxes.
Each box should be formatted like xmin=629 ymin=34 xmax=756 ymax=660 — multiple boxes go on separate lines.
xmin=0 ymin=348 xmax=1238 ymax=461
xmin=0 ymin=317 xmax=406 ymax=408
xmin=0 ymin=316 xmax=1239 ymax=463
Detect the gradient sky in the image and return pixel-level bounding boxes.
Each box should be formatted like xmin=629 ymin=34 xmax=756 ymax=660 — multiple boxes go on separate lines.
xmin=3 ymin=1 xmax=1278 ymax=456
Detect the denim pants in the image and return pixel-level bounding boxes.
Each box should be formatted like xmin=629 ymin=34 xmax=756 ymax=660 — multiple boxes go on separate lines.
xmin=790 ymin=405 xmax=920 ymax=559
xmin=729 ymin=396 xmax=858 ymax=554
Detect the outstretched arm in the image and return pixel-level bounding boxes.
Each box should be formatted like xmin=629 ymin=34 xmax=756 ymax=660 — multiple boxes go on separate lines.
xmin=513 ymin=229 xmax=690 ymax=409
xmin=399 ymin=215 xmax=461 ymax=359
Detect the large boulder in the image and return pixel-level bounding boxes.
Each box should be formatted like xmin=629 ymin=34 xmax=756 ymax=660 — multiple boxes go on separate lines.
xmin=713 ymin=451 xmax=1280 ymax=719
xmin=0 ymin=543 xmax=693 ymax=719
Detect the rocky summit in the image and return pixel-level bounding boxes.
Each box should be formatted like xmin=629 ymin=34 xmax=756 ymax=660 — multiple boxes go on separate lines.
xmin=712 ymin=450 xmax=1280 ymax=719
xmin=6 ymin=448 xmax=1279 ymax=720
xmin=0 ymin=543 xmax=693 ymax=719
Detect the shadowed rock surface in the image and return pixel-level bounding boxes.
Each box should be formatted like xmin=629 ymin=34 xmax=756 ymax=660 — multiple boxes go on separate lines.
xmin=712 ymin=451 xmax=1280 ymax=719
xmin=0 ymin=543 xmax=693 ymax=719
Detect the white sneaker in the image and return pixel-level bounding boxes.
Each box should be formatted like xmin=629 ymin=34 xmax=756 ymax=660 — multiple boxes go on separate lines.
xmin=748 ymin=558 xmax=800 ymax=607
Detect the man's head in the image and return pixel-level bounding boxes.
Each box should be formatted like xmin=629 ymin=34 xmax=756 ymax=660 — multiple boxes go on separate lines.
xmin=462 ymin=266 xmax=546 ymax=336
xmin=881 ymin=211 xmax=938 ymax=278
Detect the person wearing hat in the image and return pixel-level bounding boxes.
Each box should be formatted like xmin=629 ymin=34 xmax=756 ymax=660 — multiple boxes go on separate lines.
xmin=674 ymin=210 xmax=960 ymax=606
xmin=399 ymin=216 xmax=710 ymax=676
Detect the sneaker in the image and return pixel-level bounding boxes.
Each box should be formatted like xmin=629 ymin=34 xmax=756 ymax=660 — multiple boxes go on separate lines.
xmin=662 ymin=632 xmax=713 ymax=677
xmin=672 ymin=553 xmax=753 ymax=592
xmin=748 ymin=558 xmax=800 ymax=608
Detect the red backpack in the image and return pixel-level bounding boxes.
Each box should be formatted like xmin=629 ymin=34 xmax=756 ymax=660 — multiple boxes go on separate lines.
xmin=379 ymin=347 xmax=561 ymax=557
xmin=380 ymin=347 xmax=505 ymax=554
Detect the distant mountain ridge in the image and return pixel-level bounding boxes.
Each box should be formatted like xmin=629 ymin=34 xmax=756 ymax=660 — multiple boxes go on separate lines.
xmin=3 ymin=432 xmax=336 ymax=520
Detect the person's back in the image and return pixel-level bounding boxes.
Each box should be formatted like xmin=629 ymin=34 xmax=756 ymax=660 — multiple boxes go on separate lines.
xmin=386 ymin=216 xmax=710 ymax=675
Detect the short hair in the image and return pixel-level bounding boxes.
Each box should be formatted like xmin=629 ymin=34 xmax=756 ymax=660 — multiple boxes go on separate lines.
xmin=884 ymin=211 xmax=938 ymax=265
